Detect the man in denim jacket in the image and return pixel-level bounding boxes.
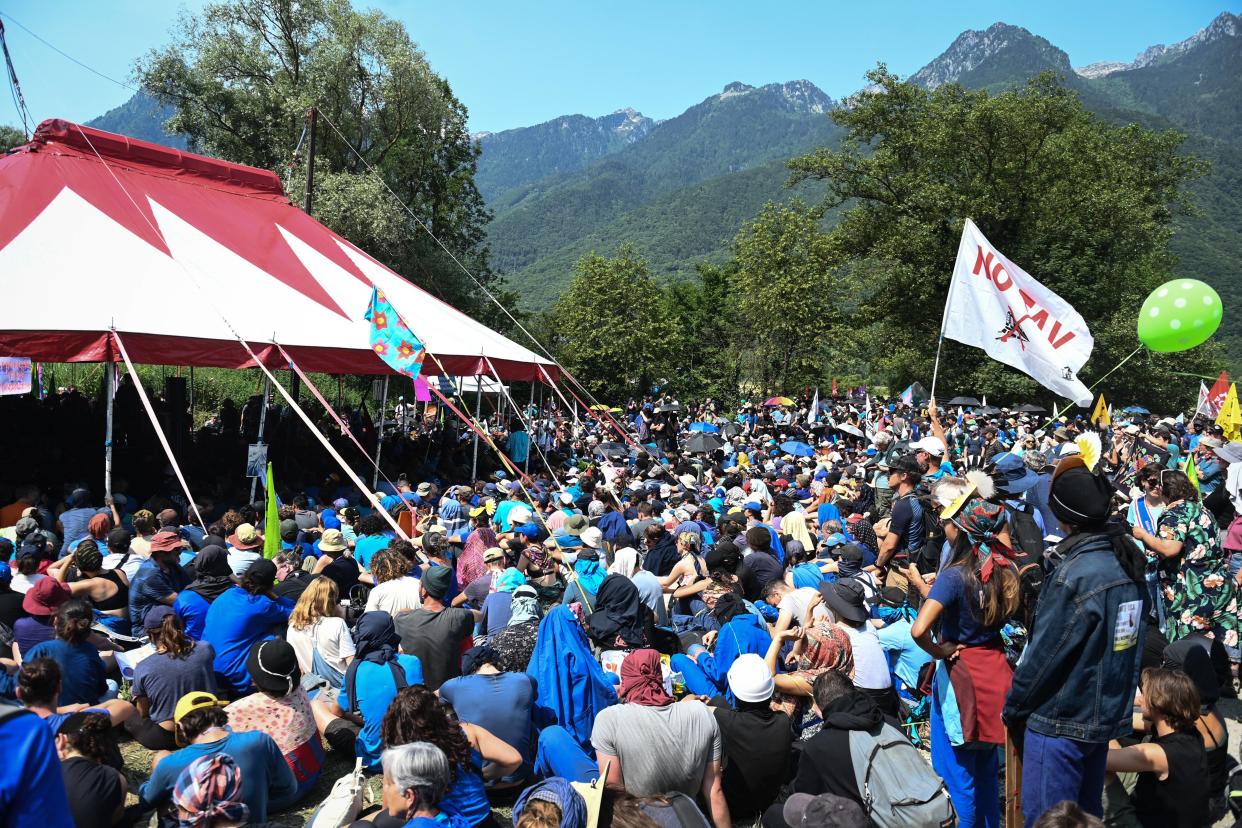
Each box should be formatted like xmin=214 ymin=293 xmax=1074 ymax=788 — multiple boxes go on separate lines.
xmin=1004 ymin=455 xmax=1147 ymax=824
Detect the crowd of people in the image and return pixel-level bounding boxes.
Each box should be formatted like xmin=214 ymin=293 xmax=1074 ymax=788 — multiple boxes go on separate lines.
xmin=0 ymin=387 xmax=1239 ymax=828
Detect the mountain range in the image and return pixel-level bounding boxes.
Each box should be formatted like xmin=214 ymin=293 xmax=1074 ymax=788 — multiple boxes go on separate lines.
xmin=85 ymin=12 xmax=1242 ymax=359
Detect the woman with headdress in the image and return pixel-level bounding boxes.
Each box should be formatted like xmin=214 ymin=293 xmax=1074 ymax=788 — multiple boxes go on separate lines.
xmin=766 ymin=590 xmax=854 ymax=728
xmin=779 ymin=510 xmax=815 ymax=562
xmin=169 ymin=754 xmax=250 ymax=827
xmin=910 ymin=474 xmax=1020 ymax=828
xmin=670 ymin=591 xmax=771 ymax=699
xmin=587 ymin=574 xmax=651 ymax=650
xmin=490 ymin=584 xmax=542 ymax=673
xmin=335 ymin=611 xmax=424 ymax=771
xmin=458 ymin=506 xmax=498 ymax=588
xmin=527 ymin=607 xmax=617 ymax=751
xmin=171 ymin=545 xmax=234 ymax=640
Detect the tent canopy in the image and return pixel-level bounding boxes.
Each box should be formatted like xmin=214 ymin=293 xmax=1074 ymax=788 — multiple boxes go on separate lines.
xmin=0 ymin=119 xmax=556 ymax=380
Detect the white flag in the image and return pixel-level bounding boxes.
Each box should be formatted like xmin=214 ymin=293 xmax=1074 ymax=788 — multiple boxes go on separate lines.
xmin=808 ymin=388 xmax=819 ymax=425
xmin=944 ymin=219 xmax=1094 ymax=405
xmin=1196 ymin=382 xmax=1212 ymax=416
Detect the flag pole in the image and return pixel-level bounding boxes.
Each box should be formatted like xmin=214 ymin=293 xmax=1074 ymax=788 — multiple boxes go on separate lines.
xmin=930 ymin=221 xmax=967 ymax=403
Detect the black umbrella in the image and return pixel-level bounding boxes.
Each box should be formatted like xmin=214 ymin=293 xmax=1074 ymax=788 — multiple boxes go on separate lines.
xmin=720 ymin=421 xmax=742 ymax=438
xmin=977 ymin=405 xmax=1001 ymax=416
xmin=655 ymin=404 xmax=681 ymax=414
xmin=1013 ymin=403 xmax=1046 ymax=413
xmin=684 ymin=432 xmax=724 ymax=453
xmin=595 ymin=442 xmax=629 ymax=460
xmin=946 ymin=396 xmax=982 ymax=407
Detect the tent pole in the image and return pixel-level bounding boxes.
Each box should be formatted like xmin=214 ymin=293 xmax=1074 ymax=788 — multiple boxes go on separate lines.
xmin=471 ymin=378 xmax=483 ymax=480
xmin=250 ymin=373 xmax=271 ymax=503
xmin=373 ymin=375 xmax=389 ymax=489
xmin=189 ymin=366 xmax=195 ymax=427
xmin=526 ymin=381 xmax=534 ymax=473
xmin=104 ymin=361 xmax=115 ymax=498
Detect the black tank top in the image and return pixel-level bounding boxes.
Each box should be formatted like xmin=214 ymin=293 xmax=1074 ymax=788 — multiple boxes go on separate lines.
xmin=1132 ymin=729 xmax=1209 ymax=828
xmin=92 ymin=568 xmax=129 ymax=612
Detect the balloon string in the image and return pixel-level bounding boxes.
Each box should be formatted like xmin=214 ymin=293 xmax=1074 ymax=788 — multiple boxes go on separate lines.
xmin=1085 ymin=345 xmax=1144 ymax=393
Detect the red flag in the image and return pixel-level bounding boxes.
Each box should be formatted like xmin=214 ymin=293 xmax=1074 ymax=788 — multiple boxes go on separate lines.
xmin=1208 ymin=370 xmax=1230 ymax=416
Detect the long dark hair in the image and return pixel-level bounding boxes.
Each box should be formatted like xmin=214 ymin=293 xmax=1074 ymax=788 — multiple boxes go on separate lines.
xmin=61 ymin=712 xmax=114 ymax=763
xmin=381 ymin=685 xmax=471 ymax=776
xmin=947 ymin=530 xmax=1020 ymax=629
xmin=150 ymin=612 xmax=195 ymax=659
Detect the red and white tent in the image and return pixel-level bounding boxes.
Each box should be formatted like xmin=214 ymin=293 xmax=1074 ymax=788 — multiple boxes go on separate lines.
xmin=0 ymin=119 xmax=555 ymax=379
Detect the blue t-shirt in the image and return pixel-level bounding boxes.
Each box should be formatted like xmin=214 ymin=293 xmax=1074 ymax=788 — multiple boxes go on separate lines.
xmin=58 ymin=507 xmax=102 ymax=554
xmin=493 ymin=500 xmax=521 ymax=533
xmin=927 ymin=566 xmax=1001 ymax=645
xmin=876 ymin=618 xmax=933 ymax=689
xmin=173 ymin=589 xmax=212 ymax=641
xmin=131 ymin=642 xmax=217 ymax=723
xmin=816 ymin=501 xmax=842 ymax=527
xmin=0 ymin=709 xmax=73 ymax=828
xmin=202 ymin=588 xmax=295 ymax=695
xmin=478 ymin=592 xmax=514 ymax=637
xmin=339 ymin=654 xmax=424 ymax=768
xmin=440 ymin=752 xmax=491 ymax=828
xmin=139 ymin=729 xmax=296 ymax=821
xmin=25 ymin=639 xmax=106 ymax=705
xmin=404 ymin=815 xmax=452 ymax=828
xmin=439 ymin=673 xmax=536 ymax=770
xmin=128 ymin=559 xmax=191 ymax=635
xmin=354 ymin=534 xmax=392 ymax=571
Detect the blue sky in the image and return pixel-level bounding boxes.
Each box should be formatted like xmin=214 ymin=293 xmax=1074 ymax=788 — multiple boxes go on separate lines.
xmin=1 ymin=1 xmax=1237 ymax=135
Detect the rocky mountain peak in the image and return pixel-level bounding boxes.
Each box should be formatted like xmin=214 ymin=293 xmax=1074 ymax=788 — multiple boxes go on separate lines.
xmin=1075 ymin=11 xmax=1239 ymax=78
xmin=910 ymin=22 xmax=1071 ymax=89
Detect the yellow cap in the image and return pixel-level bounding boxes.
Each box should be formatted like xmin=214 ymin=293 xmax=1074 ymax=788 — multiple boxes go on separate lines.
xmin=174 ymin=691 xmax=229 ymax=723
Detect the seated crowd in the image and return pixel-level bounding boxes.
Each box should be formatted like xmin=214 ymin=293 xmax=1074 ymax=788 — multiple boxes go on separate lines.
xmin=0 ymin=398 xmax=1238 ymax=828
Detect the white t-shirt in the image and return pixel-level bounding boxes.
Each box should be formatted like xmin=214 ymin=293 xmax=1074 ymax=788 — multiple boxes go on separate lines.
xmin=777 ymin=587 xmax=821 ymax=624
xmin=102 ymin=551 xmax=147 ymax=581
xmin=287 ymin=616 xmax=356 ymax=677
xmin=841 ymin=622 xmax=892 ymax=690
xmin=365 ymin=577 xmax=422 ymax=617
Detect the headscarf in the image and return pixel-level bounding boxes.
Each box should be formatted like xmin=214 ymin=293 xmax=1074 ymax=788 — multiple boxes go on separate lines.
xmin=344 ymin=611 xmax=402 ymax=714
xmin=619 ymin=648 xmax=673 ymax=707
xmin=608 ymin=546 xmax=639 ymax=578
xmin=711 ymin=592 xmax=749 ymax=626
xmin=950 ymin=498 xmax=1015 ymax=583
xmin=87 ymin=513 xmax=113 ymax=539
xmin=749 ymin=479 xmax=772 ymax=506
xmin=172 ymin=754 xmax=250 ymax=828
xmin=527 ymin=607 xmax=617 ymax=748
xmin=572 ymin=557 xmax=606 ymax=597
xmin=794 ymin=620 xmax=854 ymax=684
xmin=185 ymin=545 xmax=234 ymax=602
xmin=508 ymin=588 xmax=541 ymax=626
xmin=587 ymin=574 xmax=646 ymax=648
xmin=512 ymin=777 xmax=588 ymax=828
xmin=459 ymin=526 xmax=498 ymax=587
xmin=494 ymin=567 xmax=527 ymax=593
xmin=782 ymin=511 xmax=814 ymax=551
xmin=850 ymin=518 xmax=879 ymax=555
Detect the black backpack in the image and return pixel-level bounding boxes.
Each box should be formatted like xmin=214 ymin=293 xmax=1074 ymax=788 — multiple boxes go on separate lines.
xmin=1005 ymin=503 xmax=1047 ymax=628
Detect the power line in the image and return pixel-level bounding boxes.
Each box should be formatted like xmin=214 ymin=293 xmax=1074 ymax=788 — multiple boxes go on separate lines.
xmin=0 ymin=11 xmax=139 ymax=97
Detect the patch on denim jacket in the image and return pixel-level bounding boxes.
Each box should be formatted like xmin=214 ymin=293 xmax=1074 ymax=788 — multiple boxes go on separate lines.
xmin=1113 ymin=600 xmax=1142 ymax=651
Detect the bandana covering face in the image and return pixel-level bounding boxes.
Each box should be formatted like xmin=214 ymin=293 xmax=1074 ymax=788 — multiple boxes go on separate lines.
xmin=950 ymin=498 xmax=1016 ymax=583
xmin=172 ymin=754 xmax=250 ymax=827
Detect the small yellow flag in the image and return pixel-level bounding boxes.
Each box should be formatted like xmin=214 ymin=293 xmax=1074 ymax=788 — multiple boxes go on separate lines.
xmin=1217 ymin=383 xmax=1242 ymax=442
xmin=1183 ymin=453 xmax=1200 ymax=493
xmin=1090 ymin=394 xmax=1110 ymax=427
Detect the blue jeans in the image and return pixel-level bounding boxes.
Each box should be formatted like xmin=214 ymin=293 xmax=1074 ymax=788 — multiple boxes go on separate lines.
xmin=929 ymin=702 xmax=999 ymax=828
xmin=534 ymin=725 xmax=597 ymax=783
xmin=1021 ymin=727 xmax=1108 ymax=824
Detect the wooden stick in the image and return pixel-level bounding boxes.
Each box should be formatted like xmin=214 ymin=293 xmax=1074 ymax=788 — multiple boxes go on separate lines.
xmin=1005 ymin=728 xmax=1023 ymax=828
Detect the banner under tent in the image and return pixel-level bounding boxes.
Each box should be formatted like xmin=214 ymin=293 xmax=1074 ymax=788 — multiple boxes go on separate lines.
xmin=0 ymin=119 xmax=556 ymax=380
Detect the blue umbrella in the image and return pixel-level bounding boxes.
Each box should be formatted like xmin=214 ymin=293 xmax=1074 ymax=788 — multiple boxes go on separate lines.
xmin=779 ymin=440 xmax=815 ymax=457
xmin=688 ymin=422 xmax=720 ymax=433
xmin=1122 ymin=406 xmax=1150 ymax=415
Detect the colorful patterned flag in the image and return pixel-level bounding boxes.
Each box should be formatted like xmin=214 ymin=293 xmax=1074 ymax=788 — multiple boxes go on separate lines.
xmin=365 ymin=288 xmax=426 ymax=379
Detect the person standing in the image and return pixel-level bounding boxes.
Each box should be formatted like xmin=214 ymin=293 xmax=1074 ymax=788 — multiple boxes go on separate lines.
xmin=911 ymin=494 xmax=1020 ymax=828
xmin=1004 ymin=454 xmax=1148 ymax=824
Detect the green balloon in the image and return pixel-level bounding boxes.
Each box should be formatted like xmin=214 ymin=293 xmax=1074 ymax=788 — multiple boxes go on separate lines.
xmin=1137 ymin=279 xmax=1222 ymax=352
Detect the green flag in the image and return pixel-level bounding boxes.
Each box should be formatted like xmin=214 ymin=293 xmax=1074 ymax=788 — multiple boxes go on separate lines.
xmin=264 ymin=462 xmax=281 ymax=560
xmin=1183 ymin=454 xmax=1200 ymax=494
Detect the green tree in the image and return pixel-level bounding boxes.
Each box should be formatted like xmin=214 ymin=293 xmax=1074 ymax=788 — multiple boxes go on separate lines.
xmin=138 ymin=0 xmax=498 ymax=316
xmin=0 ymin=125 xmax=28 ymax=151
xmin=788 ymin=67 xmax=1218 ymax=408
xmin=663 ymin=261 xmax=739 ymax=400
xmin=730 ymin=200 xmax=841 ymax=394
xmin=552 ymin=246 xmax=673 ymax=401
